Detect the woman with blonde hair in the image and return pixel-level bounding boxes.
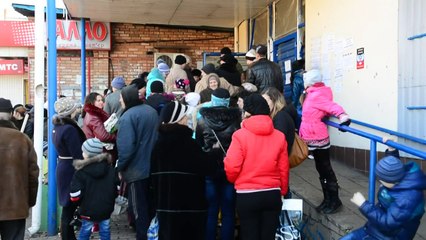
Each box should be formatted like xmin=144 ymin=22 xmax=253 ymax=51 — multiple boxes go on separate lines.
xmin=261 ymin=87 xmax=295 ymax=153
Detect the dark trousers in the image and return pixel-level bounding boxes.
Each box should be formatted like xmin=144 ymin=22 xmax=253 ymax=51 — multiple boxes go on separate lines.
xmin=61 ymin=203 xmax=77 ymax=240
xmin=157 ymin=211 xmax=207 ymax=240
xmin=313 ymin=148 xmax=337 ymax=183
xmin=236 ymin=190 xmax=281 ymax=240
xmin=0 ymin=219 xmax=25 ymax=240
xmin=128 ymin=179 xmax=150 ymax=240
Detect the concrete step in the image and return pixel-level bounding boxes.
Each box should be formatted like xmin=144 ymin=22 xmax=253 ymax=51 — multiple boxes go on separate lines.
xmin=290 ymin=158 xmax=426 ymax=240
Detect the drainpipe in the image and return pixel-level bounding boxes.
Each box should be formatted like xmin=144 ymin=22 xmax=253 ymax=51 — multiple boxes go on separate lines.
xmin=47 ymin=0 xmax=58 ymax=235
xmin=28 ymin=0 xmax=45 ymax=235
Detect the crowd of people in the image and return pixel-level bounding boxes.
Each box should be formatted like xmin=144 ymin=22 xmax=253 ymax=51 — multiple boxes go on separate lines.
xmin=0 ymin=44 xmax=425 ymax=240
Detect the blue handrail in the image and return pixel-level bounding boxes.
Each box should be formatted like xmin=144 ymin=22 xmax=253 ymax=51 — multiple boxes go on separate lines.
xmin=324 ymin=119 xmax=426 ymax=203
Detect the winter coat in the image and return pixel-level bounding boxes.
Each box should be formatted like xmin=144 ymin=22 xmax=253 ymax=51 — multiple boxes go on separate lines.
xmin=145 ymin=93 xmax=171 ymax=115
xmin=360 ymin=162 xmax=426 ymax=240
xmin=165 ymin=64 xmax=188 ymax=93
xmin=104 ymin=90 xmax=123 ymax=117
xmin=196 ymin=107 xmax=241 ymax=180
xmin=52 ymin=116 xmax=86 ymax=206
xmin=292 ymin=71 xmax=305 ymax=112
xmin=216 ymin=63 xmax=242 ymax=86
xmin=82 ymin=104 xmax=116 ymax=142
xmin=273 ymin=109 xmax=295 ymax=154
xmin=224 ymin=115 xmax=289 ymax=196
xmin=247 ymin=58 xmax=283 ymax=93
xmin=0 ymin=120 xmax=39 ymax=221
xmin=299 ymin=82 xmax=345 ymax=148
xmin=116 ymin=104 xmax=158 ymax=183
xmin=70 ymin=153 xmax=118 ymax=222
xmin=150 ymin=123 xmax=218 ymax=213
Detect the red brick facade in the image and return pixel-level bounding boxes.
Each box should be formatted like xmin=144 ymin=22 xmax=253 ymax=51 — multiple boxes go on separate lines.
xmin=27 ymin=23 xmax=234 ymax=101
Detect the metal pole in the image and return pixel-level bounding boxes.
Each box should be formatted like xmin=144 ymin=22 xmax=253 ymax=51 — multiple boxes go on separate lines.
xmin=47 ymin=0 xmax=58 ymax=235
xmin=80 ymin=18 xmax=86 ymax=103
xmin=368 ymin=140 xmax=377 ymax=204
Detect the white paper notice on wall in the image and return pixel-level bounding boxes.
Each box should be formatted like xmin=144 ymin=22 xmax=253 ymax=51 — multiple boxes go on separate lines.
xmin=285 ymin=73 xmax=291 ymax=84
xmin=284 ymin=60 xmax=291 ymax=72
xmin=75 ymin=74 xmax=81 ymax=84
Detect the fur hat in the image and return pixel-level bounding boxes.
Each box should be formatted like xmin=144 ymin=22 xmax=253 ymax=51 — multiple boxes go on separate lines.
xmin=158 ymin=63 xmax=170 ymax=74
xmin=112 ymin=76 xmax=126 ymax=90
xmin=201 ymin=63 xmax=216 ymax=75
xmin=303 ymin=69 xmax=322 ymax=87
xmin=220 ymin=53 xmax=236 ymax=64
xmin=150 ymin=81 xmax=164 ymax=93
xmin=160 ymin=101 xmax=190 ymax=124
xmin=0 ymin=98 xmax=13 ymax=113
xmin=82 ymin=138 xmax=104 ymax=157
xmin=243 ymin=94 xmax=270 ymax=116
xmin=54 ymin=97 xmax=79 ymax=117
xmin=174 ymin=55 xmax=187 ymax=65
xmin=376 ymin=156 xmax=405 ymax=183
xmin=220 ymin=47 xmax=232 ymax=55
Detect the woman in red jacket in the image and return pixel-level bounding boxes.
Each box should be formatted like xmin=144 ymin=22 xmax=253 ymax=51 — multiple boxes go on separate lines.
xmin=82 ymin=92 xmax=117 ymax=162
xmin=224 ymin=94 xmax=289 ymax=240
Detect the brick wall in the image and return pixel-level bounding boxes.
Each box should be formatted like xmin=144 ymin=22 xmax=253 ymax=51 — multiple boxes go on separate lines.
xmin=27 ymin=23 xmax=234 ymax=102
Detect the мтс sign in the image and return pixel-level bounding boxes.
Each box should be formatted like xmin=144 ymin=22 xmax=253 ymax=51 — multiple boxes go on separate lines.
xmin=0 ymin=60 xmax=24 ymax=75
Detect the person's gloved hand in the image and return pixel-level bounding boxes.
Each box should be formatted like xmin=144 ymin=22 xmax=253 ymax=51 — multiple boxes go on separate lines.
xmin=338 ymin=113 xmax=351 ymax=132
xmin=350 ymin=192 xmax=366 ymax=207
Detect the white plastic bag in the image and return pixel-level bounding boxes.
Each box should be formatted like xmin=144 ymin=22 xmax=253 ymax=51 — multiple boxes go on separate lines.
xmin=275 ymin=199 xmax=303 ymax=240
xmin=104 ymin=113 xmax=119 ymax=133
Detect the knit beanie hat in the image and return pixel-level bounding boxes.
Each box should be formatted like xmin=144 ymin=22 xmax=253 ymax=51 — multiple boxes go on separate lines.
xmin=160 ymin=101 xmax=190 ymax=124
xmin=0 ymin=98 xmax=13 ymax=113
xmin=220 ymin=47 xmax=232 ymax=55
xmin=158 ymin=63 xmax=170 ymax=74
xmin=150 ymin=81 xmax=164 ymax=93
xmin=111 ymin=76 xmax=126 ymax=90
xmin=376 ymin=156 xmax=405 ymax=183
xmin=82 ymin=138 xmax=104 ymax=157
xmin=303 ymin=69 xmax=322 ymax=87
xmin=201 ymin=63 xmax=216 ymax=75
xmin=211 ymin=88 xmax=230 ymax=107
xmin=243 ymin=94 xmax=270 ymax=116
xmin=184 ymin=92 xmax=201 ymax=107
xmin=54 ymin=97 xmax=79 ymax=117
xmin=174 ymin=55 xmax=187 ymax=65
xmin=255 ymin=44 xmax=267 ymax=56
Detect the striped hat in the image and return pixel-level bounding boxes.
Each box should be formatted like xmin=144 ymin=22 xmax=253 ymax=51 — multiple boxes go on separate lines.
xmin=376 ymin=156 xmax=405 ymax=183
xmin=82 ymin=138 xmax=104 ymax=157
xmin=160 ymin=101 xmax=189 ymax=124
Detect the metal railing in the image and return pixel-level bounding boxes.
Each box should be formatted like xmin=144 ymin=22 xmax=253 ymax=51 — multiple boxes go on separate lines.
xmin=324 ymin=118 xmax=426 ymax=203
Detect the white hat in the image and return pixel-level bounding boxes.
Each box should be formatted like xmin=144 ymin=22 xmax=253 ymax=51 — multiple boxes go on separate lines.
xmin=245 ymin=49 xmax=256 ymax=59
xmin=303 ymin=69 xmax=322 ymax=88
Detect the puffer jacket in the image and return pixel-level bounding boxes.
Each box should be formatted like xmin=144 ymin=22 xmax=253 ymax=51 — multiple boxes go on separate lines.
xmin=224 ymin=115 xmax=289 ymax=196
xmin=70 ymin=153 xmax=118 ymax=221
xmin=299 ymin=82 xmax=345 ymax=147
xmin=0 ymin=120 xmax=39 ymax=221
xmin=360 ymin=162 xmax=426 ymax=240
xmin=247 ymin=58 xmax=283 ymax=93
xmin=83 ymin=103 xmax=116 ymax=142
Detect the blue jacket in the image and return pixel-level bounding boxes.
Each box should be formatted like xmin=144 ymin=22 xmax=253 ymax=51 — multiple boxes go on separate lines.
xmin=292 ymin=71 xmax=304 ymax=112
xmin=360 ymin=162 xmax=426 ymax=240
xmin=116 ymin=104 xmax=159 ymax=183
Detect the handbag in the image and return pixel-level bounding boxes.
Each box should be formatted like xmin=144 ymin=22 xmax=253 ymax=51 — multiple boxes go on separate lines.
xmin=147 ymin=214 xmax=159 ymax=240
xmin=112 ymin=181 xmax=128 ymax=215
xmin=275 ymin=199 xmax=303 ymax=240
xmin=289 ymin=133 xmax=308 ymax=168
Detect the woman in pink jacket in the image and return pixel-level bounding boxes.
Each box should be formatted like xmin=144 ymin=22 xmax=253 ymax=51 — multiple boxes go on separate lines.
xmin=224 ymin=94 xmax=289 ymax=240
xmin=299 ymin=69 xmax=351 ymax=214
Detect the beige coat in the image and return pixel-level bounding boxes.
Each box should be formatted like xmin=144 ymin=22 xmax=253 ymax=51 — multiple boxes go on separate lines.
xmin=165 ymin=64 xmax=188 ymax=93
xmin=195 ymin=74 xmax=241 ymax=97
xmin=0 ymin=120 xmax=39 ymax=220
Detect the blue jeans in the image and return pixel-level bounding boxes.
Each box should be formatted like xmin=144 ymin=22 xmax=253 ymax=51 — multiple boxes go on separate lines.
xmin=205 ymin=177 xmax=236 ymax=240
xmin=79 ymin=219 xmax=110 ymax=240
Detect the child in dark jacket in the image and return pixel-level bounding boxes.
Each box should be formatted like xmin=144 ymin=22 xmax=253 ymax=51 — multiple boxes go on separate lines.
xmin=70 ymin=138 xmax=118 ymax=240
xmin=341 ymin=148 xmax=426 ymax=240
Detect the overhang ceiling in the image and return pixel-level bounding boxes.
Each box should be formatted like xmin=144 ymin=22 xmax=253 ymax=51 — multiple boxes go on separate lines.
xmin=62 ymin=0 xmax=273 ymax=29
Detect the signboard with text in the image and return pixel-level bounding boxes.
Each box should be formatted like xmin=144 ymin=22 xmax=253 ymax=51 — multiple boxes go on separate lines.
xmin=0 ymin=20 xmax=111 ymax=50
xmin=0 ymin=60 xmax=24 ymax=75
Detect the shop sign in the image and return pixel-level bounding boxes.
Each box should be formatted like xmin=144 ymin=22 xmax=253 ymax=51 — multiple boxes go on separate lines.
xmin=0 ymin=60 xmax=24 ymax=75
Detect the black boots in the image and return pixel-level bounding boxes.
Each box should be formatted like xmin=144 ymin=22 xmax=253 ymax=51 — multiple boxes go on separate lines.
xmin=316 ymin=179 xmax=342 ymax=214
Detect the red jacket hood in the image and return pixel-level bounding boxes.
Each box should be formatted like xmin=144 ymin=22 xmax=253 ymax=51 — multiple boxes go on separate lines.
xmin=241 ymin=115 xmax=274 ymax=136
